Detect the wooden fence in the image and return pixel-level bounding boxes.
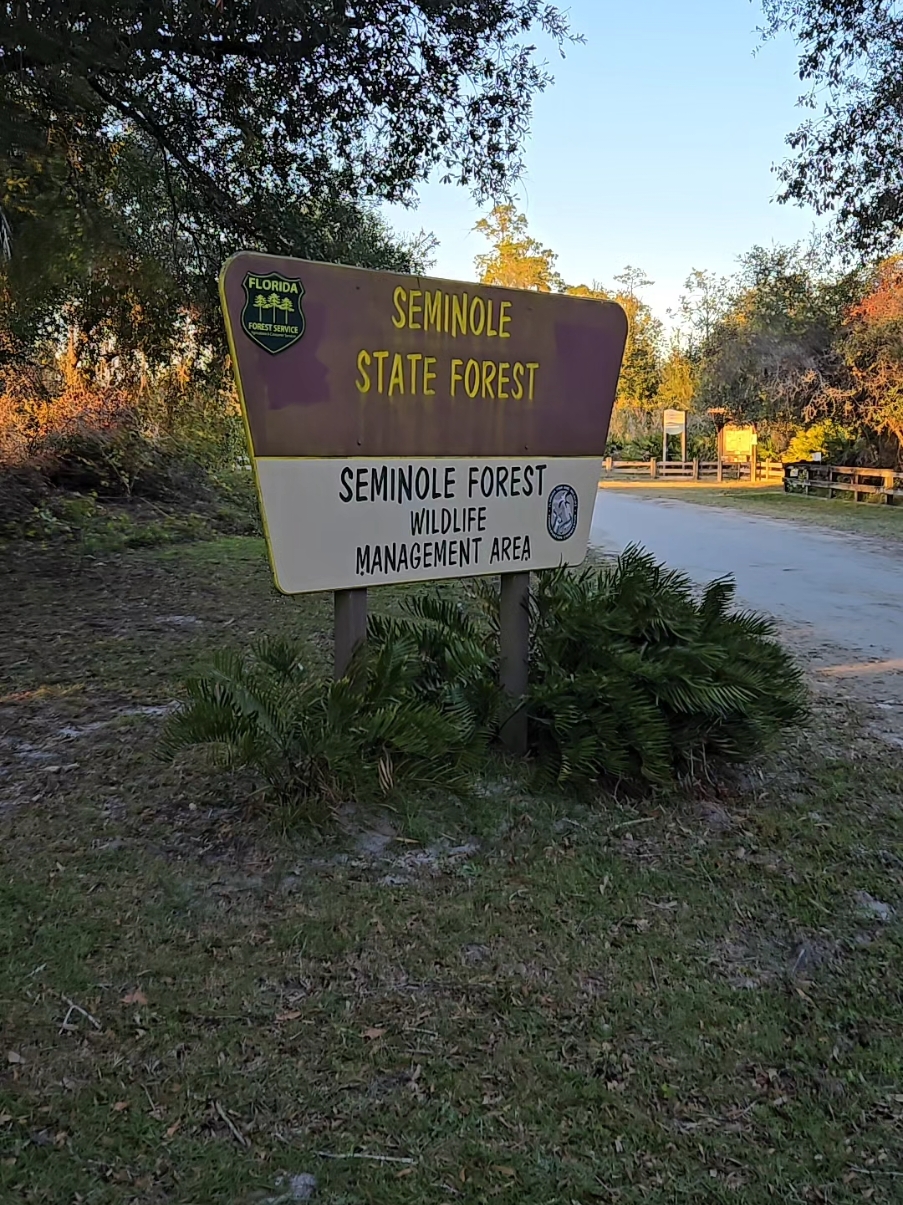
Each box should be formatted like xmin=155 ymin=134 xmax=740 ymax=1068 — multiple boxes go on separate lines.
xmin=601 ymin=457 xmax=784 ymax=484
xmin=783 ymin=462 xmax=903 ymax=504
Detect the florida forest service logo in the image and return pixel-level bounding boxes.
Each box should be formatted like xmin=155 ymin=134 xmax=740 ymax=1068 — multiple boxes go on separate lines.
xmin=240 ymin=271 xmax=305 ymax=354
xmin=547 ymin=483 xmax=578 ymax=541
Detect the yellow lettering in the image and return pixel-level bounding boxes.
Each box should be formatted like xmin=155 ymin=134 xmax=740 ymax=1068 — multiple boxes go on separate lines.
xmin=406 ymin=352 xmax=423 ymax=392
xmin=469 ymin=295 xmax=486 ymax=336
xmin=464 ymin=359 xmax=480 ymax=398
xmin=373 ymin=350 xmax=389 ymax=393
xmin=497 ymin=361 xmax=510 ymax=399
xmin=450 ymin=358 xmax=464 ymax=396
xmin=444 ymin=293 xmax=451 ymax=332
xmin=408 ymin=289 xmax=422 ymax=330
xmin=486 ymin=299 xmax=498 ymax=337
xmin=499 ymin=300 xmax=512 ymax=338
xmin=481 ymin=360 xmax=496 ymax=398
xmin=356 ymin=349 xmax=371 ymax=393
xmin=388 ymin=352 xmax=405 ymax=396
xmin=452 ymin=294 xmax=467 ymax=338
xmin=526 ymin=362 xmax=539 ymax=400
xmin=392 ymin=286 xmax=407 ymax=329
xmin=424 ymin=290 xmax=441 ymax=331
xmin=424 ymin=356 xmax=437 ymax=396
xmin=511 ymin=361 xmax=524 ymax=399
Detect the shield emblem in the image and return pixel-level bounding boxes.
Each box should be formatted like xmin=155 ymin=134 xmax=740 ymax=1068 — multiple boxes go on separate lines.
xmin=239 ymin=270 xmax=306 ymax=354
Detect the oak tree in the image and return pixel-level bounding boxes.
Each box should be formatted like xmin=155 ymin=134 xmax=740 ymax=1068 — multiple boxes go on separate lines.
xmin=764 ymin=0 xmax=903 ymax=253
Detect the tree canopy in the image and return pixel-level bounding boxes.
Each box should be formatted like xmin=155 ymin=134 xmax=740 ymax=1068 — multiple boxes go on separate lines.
xmin=1 ymin=1 xmax=571 ymax=262
xmin=474 ymin=204 xmax=564 ymax=292
xmin=764 ymin=0 xmax=903 ymax=254
xmin=2 ymin=3 xmax=575 ymax=372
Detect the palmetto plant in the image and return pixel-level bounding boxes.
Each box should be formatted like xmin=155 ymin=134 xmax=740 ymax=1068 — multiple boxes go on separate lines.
xmin=526 ymin=546 xmax=807 ymax=787
xmin=161 ymin=633 xmax=483 ymax=820
xmin=162 ymin=551 xmax=807 ymax=816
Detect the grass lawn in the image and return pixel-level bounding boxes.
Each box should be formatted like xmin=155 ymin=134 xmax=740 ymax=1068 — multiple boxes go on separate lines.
xmin=1 ymin=537 xmax=902 ymax=1204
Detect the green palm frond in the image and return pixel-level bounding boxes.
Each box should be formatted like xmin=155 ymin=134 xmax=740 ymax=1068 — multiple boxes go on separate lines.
xmin=163 ymin=545 xmax=807 ymax=818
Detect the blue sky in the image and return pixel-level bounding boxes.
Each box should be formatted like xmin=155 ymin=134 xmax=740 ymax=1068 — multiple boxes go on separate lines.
xmin=384 ymin=1 xmax=822 ymax=323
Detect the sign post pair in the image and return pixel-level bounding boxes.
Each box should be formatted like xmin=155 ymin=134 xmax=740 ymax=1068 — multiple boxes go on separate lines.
xmin=219 ymin=253 xmax=627 ymax=754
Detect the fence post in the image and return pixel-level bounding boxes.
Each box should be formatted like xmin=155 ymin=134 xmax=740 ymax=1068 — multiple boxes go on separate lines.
xmin=649 ymin=458 xmax=657 ymax=479
xmin=604 ymin=455 xmax=613 ymax=473
xmin=692 ymin=458 xmax=699 ymax=481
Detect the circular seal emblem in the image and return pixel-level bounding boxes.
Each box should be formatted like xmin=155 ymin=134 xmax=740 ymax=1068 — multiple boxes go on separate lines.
xmin=547 ymin=483 xmax=578 ymax=541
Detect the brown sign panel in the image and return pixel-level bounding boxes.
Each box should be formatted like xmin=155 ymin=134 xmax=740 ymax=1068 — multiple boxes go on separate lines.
xmin=219 ymin=253 xmax=628 ymax=460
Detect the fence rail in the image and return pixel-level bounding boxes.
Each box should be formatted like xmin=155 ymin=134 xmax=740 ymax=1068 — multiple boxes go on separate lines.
xmin=601 ymin=457 xmax=783 ymax=484
xmin=784 ymin=462 xmax=903 ymax=504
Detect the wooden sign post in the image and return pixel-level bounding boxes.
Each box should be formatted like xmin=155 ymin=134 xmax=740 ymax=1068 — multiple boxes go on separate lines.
xmin=663 ymin=409 xmax=687 ymax=465
xmin=219 ymin=254 xmax=627 ymax=747
xmin=499 ymin=570 xmax=530 ymax=754
xmin=333 ymin=587 xmax=367 ymax=679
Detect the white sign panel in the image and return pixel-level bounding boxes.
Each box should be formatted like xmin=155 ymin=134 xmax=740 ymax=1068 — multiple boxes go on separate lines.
xmin=256 ymin=456 xmax=601 ymax=593
xmin=663 ymin=408 xmax=687 ymax=435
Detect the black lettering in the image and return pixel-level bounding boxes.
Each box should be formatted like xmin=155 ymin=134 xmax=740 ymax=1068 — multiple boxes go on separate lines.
xmin=415 ymin=467 xmax=430 ymax=500
xmin=481 ymin=467 xmax=494 ymax=497
xmin=384 ymin=543 xmax=397 ymax=573
xmin=371 ymin=545 xmax=383 ymax=573
xmin=410 ymin=542 xmax=422 ymax=569
xmin=371 ymin=465 xmax=388 ymax=500
xmin=536 ymin=463 xmax=547 ymax=496
xmin=502 ymin=536 xmax=512 ymax=560
xmin=444 ymin=466 xmax=456 ymax=498
xmin=398 ymin=465 xmax=413 ymax=504
xmin=340 ymin=467 xmax=354 ymax=503
xmin=497 ymin=466 xmax=509 ymax=497
xmin=490 ymin=537 xmax=500 ymax=563
xmin=458 ymin=539 xmax=471 ymax=567
xmin=356 ymin=545 xmax=371 ymax=574
xmin=410 ymin=508 xmax=428 ymax=536
xmin=434 ymin=539 xmax=447 ymax=566
xmin=398 ymin=543 xmax=409 ymax=571
xmin=478 ymin=506 xmax=487 ymax=532
xmin=523 ymin=535 xmax=531 ymax=559
xmin=468 ymin=466 xmax=479 ymax=498
xmin=355 ymin=466 xmax=368 ymax=502
xmin=510 ymin=465 xmax=522 ymax=496
xmin=523 ymin=464 xmax=534 ymax=496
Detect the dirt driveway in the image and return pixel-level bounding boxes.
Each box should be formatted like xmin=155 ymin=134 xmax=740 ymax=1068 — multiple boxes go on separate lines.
xmin=591 ymin=491 xmax=903 ymax=663
xmin=590 ymin=491 xmax=903 ymax=746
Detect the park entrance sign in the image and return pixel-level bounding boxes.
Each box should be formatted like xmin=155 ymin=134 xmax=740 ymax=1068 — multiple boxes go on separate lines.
xmin=220 ymin=252 xmax=627 ymax=751
xmin=219 ymin=253 xmax=628 ymax=594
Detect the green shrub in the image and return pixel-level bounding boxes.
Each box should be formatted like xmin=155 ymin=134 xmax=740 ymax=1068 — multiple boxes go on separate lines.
xmin=0 ymin=489 xmax=210 ymax=550
xmin=369 ymin=591 xmax=499 ymax=730
xmin=161 ymin=634 xmax=484 ymax=822
xmin=526 ymin=547 xmax=807 ymax=787
xmin=42 ymin=424 xmax=211 ymax=501
xmin=783 ymin=420 xmax=860 ymax=465
xmin=163 ymin=551 xmax=807 ymax=816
